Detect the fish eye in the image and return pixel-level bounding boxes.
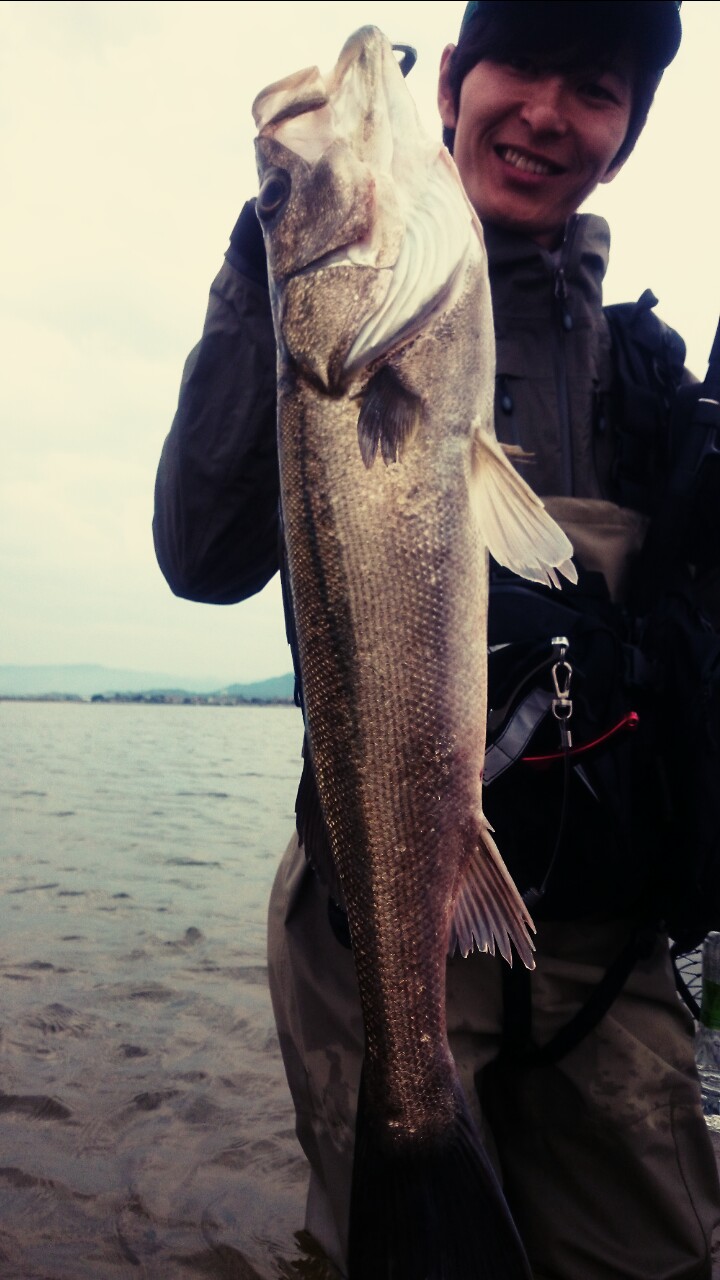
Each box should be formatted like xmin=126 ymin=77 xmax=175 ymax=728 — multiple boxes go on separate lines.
xmin=257 ymin=168 xmax=291 ymax=221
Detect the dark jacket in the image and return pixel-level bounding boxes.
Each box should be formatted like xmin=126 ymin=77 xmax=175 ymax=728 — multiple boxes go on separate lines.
xmin=155 ymin=205 xmax=720 ymax=924
xmin=154 ymin=210 xmax=646 ymax=602
xmin=488 ymin=215 xmax=616 ymax=500
xmin=154 ymin=243 xmax=279 ymax=606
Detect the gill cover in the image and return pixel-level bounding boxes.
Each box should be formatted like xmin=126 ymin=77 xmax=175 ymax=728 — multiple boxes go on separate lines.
xmin=253 ymin=27 xmax=485 ymax=384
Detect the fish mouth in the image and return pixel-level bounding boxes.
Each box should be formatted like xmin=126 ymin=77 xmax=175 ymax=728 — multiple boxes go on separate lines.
xmin=288 ymin=228 xmax=387 ymax=280
xmin=495 ymin=144 xmax=566 ymax=177
xmin=289 ymin=245 xmax=360 ymax=278
xmin=258 ymin=27 xmax=485 ymax=387
xmin=253 ymin=65 xmax=329 ymax=135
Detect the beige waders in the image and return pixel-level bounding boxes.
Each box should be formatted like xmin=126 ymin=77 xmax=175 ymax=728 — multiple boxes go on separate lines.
xmin=268 ymin=833 xmax=720 ymax=1279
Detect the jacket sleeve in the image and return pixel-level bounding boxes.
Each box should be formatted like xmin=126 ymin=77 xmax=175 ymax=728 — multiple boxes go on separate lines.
xmin=153 ymin=202 xmax=280 ymax=605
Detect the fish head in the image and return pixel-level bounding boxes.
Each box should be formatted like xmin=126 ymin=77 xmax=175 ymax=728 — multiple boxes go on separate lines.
xmin=253 ymin=27 xmax=483 ymax=392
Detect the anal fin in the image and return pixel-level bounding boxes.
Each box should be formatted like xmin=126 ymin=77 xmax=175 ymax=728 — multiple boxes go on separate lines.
xmin=449 ymin=818 xmax=536 ymax=969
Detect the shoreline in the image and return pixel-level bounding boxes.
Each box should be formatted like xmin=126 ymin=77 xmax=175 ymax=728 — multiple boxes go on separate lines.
xmin=0 ymin=694 xmax=295 ymax=707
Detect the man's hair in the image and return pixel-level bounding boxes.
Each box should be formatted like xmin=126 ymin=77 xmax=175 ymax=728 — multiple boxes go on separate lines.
xmin=444 ymin=1 xmax=680 ymax=167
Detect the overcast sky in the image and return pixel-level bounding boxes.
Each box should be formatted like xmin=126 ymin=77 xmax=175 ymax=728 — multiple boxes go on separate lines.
xmin=3 ymin=1 xmax=719 ymax=684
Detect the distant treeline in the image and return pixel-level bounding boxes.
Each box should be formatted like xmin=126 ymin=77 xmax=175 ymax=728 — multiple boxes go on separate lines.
xmin=1 ymin=693 xmax=295 ymax=706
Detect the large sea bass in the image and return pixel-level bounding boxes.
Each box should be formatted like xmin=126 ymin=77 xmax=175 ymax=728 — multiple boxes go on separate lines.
xmin=253 ymin=27 xmax=574 ymax=1280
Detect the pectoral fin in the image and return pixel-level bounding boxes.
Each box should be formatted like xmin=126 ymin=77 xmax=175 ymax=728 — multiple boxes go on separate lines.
xmin=501 ymin=442 xmax=535 ymax=464
xmin=470 ymin=430 xmax=577 ymax=587
xmin=357 ymin=365 xmax=422 ymax=468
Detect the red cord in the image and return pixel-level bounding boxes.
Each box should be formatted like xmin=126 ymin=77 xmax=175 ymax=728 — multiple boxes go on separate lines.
xmin=523 ymin=711 xmax=640 ymax=768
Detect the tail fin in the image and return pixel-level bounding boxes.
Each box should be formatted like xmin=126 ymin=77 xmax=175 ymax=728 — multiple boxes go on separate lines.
xmin=348 ymin=1080 xmax=532 ymax=1280
xmin=471 ymin=430 xmax=577 ymax=587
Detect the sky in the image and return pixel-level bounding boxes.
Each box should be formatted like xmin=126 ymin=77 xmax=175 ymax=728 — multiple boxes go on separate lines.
xmin=2 ymin=0 xmax=719 ymax=684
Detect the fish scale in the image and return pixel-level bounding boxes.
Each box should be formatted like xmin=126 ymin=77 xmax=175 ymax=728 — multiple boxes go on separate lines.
xmin=253 ymin=24 xmax=576 ymax=1279
xmin=283 ymin=374 xmax=491 ymax=1120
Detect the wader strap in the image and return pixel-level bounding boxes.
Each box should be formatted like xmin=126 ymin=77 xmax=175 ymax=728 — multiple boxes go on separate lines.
xmin=498 ymin=925 xmax=658 ymax=1068
xmin=484 ymin=688 xmax=552 ymax=784
xmin=671 ymin=943 xmax=701 ymax=1021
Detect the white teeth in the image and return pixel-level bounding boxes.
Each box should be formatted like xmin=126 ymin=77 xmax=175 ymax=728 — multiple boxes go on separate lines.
xmin=500 ymin=146 xmax=555 ymax=176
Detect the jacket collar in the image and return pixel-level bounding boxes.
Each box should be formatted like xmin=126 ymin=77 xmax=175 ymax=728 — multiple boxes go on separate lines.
xmin=483 ymin=213 xmax=610 ymax=331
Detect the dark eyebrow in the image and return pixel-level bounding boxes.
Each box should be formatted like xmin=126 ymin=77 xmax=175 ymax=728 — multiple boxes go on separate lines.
xmin=575 ymin=58 xmax=632 ymax=83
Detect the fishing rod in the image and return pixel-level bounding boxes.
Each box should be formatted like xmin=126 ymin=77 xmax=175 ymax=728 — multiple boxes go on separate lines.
xmin=634 ymin=312 xmax=720 ymax=606
xmin=671 ymin=314 xmax=720 ymax=491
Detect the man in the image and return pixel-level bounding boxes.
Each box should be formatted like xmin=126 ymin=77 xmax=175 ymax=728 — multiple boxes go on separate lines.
xmin=154 ymin=3 xmax=720 ymax=1276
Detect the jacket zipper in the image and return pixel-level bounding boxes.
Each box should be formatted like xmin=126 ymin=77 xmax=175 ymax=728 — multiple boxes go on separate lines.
xmin=552 ymin=215 xmax=578 ymax=496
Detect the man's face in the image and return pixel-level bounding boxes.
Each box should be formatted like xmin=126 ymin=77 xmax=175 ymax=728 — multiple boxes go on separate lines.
xmin=438 ymin=52 xmax=633 ymax=247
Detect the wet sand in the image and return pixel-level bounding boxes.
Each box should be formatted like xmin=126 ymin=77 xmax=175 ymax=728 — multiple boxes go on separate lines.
xmin=0 ymin=920 xmax=313 ymax=1278
xmin=1 ymin=701 xmax=333 ymax=1278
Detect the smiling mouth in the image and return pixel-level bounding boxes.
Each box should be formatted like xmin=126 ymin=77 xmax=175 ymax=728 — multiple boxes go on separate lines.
xmin=495 ymin=145 xmax=565 ymax=176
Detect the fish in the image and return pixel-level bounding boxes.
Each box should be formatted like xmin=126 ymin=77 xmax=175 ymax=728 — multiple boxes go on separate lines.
xmin=252 ymin=26 xmax=575 ymax=1280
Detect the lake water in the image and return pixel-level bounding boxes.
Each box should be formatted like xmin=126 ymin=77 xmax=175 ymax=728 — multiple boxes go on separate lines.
xmin=1 ymin=700 xmax=711 ymax=1279
xmin=0 ymin=700 xmax=333 ymax=1279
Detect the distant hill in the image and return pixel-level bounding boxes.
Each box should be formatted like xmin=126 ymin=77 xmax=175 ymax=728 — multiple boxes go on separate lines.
xmin=223 ymin=674 xmax=295 ymax=701
xmin=0 ymin=664 xmax=295 ymax=700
